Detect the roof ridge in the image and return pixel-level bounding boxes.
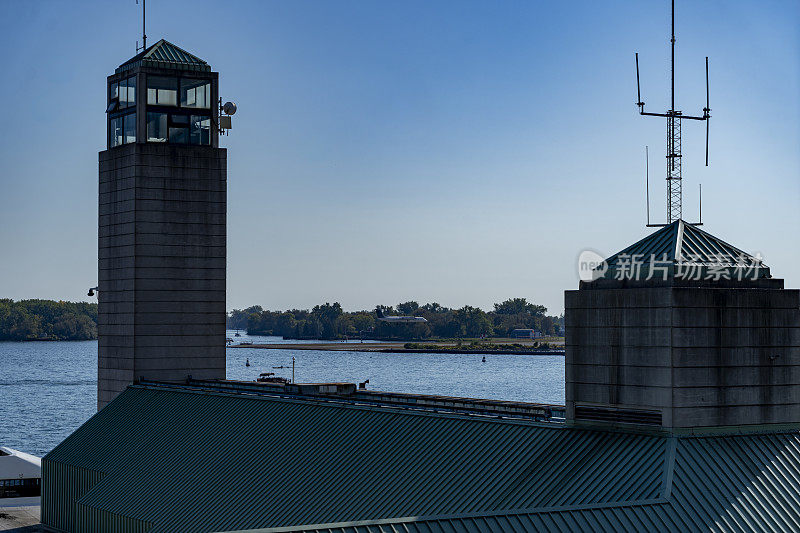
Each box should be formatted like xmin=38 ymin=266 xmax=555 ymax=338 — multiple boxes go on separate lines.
xmin=129 ymin=382 xmax=567 ymax=428
xmin=115 ymin=39 xmax=210 ymax=73
xmin=602 ymin=220 xmax=681 ymax=263
xmin=146 ymin=39 xmax=207 ymax=64
xmin=235 ymin=498 xmax=672 ymax=533
xmin=675 ymin=219 xmax=685 ymax=262
xmin=141 ymin=38 xmax=167 ymax=59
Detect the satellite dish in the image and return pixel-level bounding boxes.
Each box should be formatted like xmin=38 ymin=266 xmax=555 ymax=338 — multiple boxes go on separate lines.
xmin=222 ymin=102 xmax=237 ymax=115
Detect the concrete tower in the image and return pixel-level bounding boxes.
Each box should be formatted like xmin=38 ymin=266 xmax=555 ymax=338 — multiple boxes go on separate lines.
xmin=98 ymin=40 xmax=226 ymax=409
xmin=566 ymin=220 xmax=800 ymax=433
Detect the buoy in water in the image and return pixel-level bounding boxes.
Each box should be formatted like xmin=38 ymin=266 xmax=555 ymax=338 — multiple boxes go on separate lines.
xmin=482 ymin=356 xmax=486 ymax=363
xmin=246 ymin=358 xmax=250 ymax=367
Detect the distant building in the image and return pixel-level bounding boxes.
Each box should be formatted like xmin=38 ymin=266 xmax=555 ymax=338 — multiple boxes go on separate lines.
xmin=510 ymin=328 xmax=535 ymax=338
xmin=0 ymin=447 xmax=40 ymax=500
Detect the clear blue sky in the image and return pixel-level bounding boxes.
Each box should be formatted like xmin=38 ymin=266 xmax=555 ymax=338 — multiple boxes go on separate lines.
xmin=0 ymin=0 xmax=797 ymax=315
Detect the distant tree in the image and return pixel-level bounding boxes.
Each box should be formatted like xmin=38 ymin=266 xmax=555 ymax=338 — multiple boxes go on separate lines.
xmin=420 ymin=302 xmax=448 ymax=313
xmin=493 ymin=298 xmax=547 ymax=317
xmin=396 ymin=301 xmax=419 ymax=315
xmin=375 ymin=304 xmax=394 ymax=316
xmin=312 ymin=302 xmax=343 ymax=339
xmin=0 ymin=299 xmax=97 ymax=341
xmin=275 ymin=313 xmax=297 ymax=338
xmin=228 ymin=298 xmax=559 ymax=342
xmin=448 ymin=306 xmax=489 ymax=338
xmin=351 ymin=313 xmax=375 ymax=334
xmin=228 ymin=306 xmax=263 ymax=330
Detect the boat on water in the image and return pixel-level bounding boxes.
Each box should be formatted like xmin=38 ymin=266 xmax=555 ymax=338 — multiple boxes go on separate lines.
xmin=0 ymin=446 xmax=41 ymax=502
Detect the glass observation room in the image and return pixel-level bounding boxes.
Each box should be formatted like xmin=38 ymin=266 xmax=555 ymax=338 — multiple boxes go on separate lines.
xmin=107 ymin=75 xmax=137 ymax=148
xmin=107 ymin=74 xmax=213 ymax=148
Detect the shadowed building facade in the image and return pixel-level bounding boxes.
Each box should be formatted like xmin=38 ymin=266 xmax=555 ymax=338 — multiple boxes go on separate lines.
xmin=98 ymin=40 xmax=226 ymax=409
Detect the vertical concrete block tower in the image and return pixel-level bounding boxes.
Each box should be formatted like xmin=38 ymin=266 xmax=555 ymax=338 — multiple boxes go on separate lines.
xmin=98 ymin=40 xmax=226 ymax=409
xmin=566 ymin=220 xmax=800 ymax=433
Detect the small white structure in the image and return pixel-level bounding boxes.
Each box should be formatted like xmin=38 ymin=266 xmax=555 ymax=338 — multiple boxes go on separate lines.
xmin=0 ymin=447 xmax=41 ymax=499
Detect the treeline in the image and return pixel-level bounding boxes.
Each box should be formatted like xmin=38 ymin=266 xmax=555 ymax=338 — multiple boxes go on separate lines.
xmin=0 ymin=299 xmax=98 ymax=341
xmin=229 ymin=298 xmax=563 ymax=341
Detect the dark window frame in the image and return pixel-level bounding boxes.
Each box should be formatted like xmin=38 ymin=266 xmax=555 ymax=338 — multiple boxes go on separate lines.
xmin=107 ymin=73 xmax=214 ymax=147
xmin=180 ymin=77 xmax=212 ymax=109
xmin=108 ymin=109 xmax=136 ymax=147
xmin=147 ymin=76 xmax=179 ymax=106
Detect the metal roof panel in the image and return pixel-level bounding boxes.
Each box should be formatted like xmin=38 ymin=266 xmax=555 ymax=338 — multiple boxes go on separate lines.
xmin=42 ymin=384 xmax=800 ymax=533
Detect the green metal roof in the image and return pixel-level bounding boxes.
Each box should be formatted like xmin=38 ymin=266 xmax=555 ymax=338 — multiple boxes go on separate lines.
xmin=42 ymin=383 xmax=800 ymax=533
xmin=595 ymin=219 xmax=771 ymax=281
xmin=227 ymin=434 xmax=800 ymax=533
xmin=116 ymin=39 xmax=211 ymax=74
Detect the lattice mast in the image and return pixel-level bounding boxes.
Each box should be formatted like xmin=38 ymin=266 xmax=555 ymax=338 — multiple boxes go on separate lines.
xmin=636 ymin=0 xmax=710 ymax=226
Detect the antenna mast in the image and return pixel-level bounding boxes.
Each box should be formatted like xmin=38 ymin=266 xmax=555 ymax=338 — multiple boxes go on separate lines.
xmin=135 ymin=0 xmax=147 ymax=52
xmin=635 ymin=0 xmax=710 ymax=226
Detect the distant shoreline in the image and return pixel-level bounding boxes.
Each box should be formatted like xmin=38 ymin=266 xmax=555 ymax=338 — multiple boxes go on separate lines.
xmin=228 ymin=341 xmax=565 ymax=356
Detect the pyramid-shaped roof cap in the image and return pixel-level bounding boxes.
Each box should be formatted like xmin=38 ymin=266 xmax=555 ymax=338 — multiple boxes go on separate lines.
xmin=594 ymin=219 xmax=771 ymax=282
xmin=116 ymin=39 xmax=210 ymax=74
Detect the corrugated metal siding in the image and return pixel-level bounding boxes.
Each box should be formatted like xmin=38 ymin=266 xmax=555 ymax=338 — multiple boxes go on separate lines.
xmin=75 ymin=502 xmax=152 ymax=533
xmin=42 ymin=385 xmax=664 ymax=533
xmin=44 ymin=385 xmax=800 ymax=533
xmin=670 ymin=433 xmax=800 ymax=533
xmin=41 ymin=460 xmax=105 ymax=533
xmin=231 ymin=433 xmax=800 ymax=533
xmin=221 ymin=501 xmax=682 ymax=533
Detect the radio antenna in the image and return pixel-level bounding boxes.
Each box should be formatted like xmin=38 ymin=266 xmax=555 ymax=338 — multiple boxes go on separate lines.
xmin=135 ymin=0 xmax=147 ymax=53
xmin=645 ymin=146 xmax=651 ymax=226
xmin=635 ymin=0 xmax=710 ymax=227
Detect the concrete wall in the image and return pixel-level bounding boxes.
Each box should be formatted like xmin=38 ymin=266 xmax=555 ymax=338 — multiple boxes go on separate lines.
xmin=566 ymin=284 xmax=800 ymax=432
xmin=98 ymin=143 xmax=226 ymax=409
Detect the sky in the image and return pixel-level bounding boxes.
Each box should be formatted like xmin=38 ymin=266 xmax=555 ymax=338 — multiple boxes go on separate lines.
xmin=0 ymin=0 xmax=797 ymax=315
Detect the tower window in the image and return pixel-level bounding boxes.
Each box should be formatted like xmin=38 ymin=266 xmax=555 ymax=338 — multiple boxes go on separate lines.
xmin=181 ymin=79 xmax=211 ymax=109
xmin=168 ymin=114 xmax=189 ymax=144
xmin=147 ymin=112 xmax=168 ymax=142
xmin=109 ymin=116 xmax=122 ymax=147
xmin=109 ymin=112 xmax=136 ymax=147
xmin=124 ymin=112 xmax=137 ymax=144
xmin=190 ymin=116 xmax=211 ymax=145
xmin=108 ymin=76 xmax=135 ymax=113
xmin=147 ymin=76 xmax=178 ymax=106
xmin=121 ymin=76 xmax=136 ymax=108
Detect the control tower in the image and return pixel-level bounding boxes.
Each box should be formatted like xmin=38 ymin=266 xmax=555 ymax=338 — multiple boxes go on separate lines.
xmin=98 ymin=40 xmax=227 ymax=409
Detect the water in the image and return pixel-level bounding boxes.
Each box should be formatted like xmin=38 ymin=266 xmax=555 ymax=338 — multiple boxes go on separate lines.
xmin=0 ymin=333 xmax=564 ymax=457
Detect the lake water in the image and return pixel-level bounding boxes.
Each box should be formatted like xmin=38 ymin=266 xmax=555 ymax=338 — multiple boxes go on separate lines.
xmin=0 ymin=332 xmax=565 ymax=457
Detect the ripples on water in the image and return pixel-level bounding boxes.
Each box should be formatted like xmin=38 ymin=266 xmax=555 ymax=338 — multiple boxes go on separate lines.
xmin=0 ymin=332 xmax=564 ymax=457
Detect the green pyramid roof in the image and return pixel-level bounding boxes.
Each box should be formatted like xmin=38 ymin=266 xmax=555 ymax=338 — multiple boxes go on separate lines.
xmin=595 ymin=219 xmax=770 ymax=281
xmin=115 ymin=39 xmax=210 ymax=74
